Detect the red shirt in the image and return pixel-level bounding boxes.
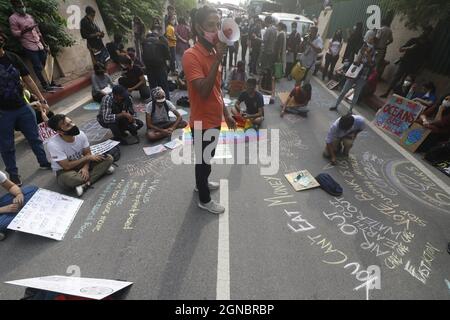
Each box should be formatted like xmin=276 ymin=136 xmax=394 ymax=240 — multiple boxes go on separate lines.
xmin=182 ymin=42 xmax=223 ymax=130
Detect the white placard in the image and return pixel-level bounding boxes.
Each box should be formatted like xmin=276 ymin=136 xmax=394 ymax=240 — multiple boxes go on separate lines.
xmin=143 ymin=144 xmax=167 ymax=156
xmin=5 ymin=276 xmax=133 ymax=300
xmin=345 ymin=63 xmax=364 ymax=79
xmin=7 ymin=189 xmax=83 ymax=241
xmin=168 ymin=109 xmax=188 ymax=118
xmin=263 ymin=95 xmax=272 ymax=105
xmin=102 ymin=86 xmax=112 ymax=95
xmin=164 ymin=138 xmax=184 ymax=150
xmin=90 ymin=139 xmax=120 ymax=155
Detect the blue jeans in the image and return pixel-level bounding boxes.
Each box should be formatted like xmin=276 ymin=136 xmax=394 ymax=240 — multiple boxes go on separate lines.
xmin=0 ymin=185 xmax=38 ymax=232
xmin=24 ymin=48 xmax=48 ymax=87
xmin=0 ymin=105 xmax=50 ymax=176
xmin=334 ymin=77 xmax=367 ymax=112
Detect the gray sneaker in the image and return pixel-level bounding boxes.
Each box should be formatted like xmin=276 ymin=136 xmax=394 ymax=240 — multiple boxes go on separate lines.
xmin=0 ymin=232 xmax=6 ymax=241
xmin=198 ymin=200 xmax=225 ymax=214
xmin=194 ymin=181 xmax=220 ymax=192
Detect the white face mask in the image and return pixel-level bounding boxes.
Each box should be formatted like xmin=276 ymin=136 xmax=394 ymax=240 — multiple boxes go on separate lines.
xmin=403 ymin=81 xmax=412 ymax=87
xmin=442 ymin=99 xmax=450 ymax=108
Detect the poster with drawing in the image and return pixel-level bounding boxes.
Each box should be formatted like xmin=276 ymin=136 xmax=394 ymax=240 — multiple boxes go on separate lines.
xmin=285 ymin=170 xmax=320 ymax=192
xmin=400 ymin=123 xmax=431 ymax=153
xmin=7 ymin=189 xmax=83 ymax=241
xmin=374 ymin=95 xmax=424 ymax=137
xmin=5 ymin=276 xmax=133 ymax=300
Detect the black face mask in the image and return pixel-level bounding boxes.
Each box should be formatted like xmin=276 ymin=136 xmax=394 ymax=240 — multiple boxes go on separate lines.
xmin=63 ymin=126 xmax=80 ymax=136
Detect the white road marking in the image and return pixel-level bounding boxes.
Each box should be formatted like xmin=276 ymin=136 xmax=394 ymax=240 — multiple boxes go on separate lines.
xmin=314 ymin=77 xmax=450 ymax=195
xmin=217 ymin=179 xmax=230 ymax=300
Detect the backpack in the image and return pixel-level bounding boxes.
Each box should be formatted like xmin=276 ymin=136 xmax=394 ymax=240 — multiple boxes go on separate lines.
xmin=142 ymin=36 xmax=166 ymax=68
xmin=315 ymin=173 xmax=343 ymax=196
xmin=176 ymin=96 xmax=190 ymax=108
xmin=150 ymin=101 xmax=170 ymax=122
xmin=105 ymin=145 xmax=121 ymax=162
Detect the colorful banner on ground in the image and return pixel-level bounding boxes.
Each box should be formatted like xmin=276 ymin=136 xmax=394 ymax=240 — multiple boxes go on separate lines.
xmin=374 ymin=94 xmax=424 ymax=137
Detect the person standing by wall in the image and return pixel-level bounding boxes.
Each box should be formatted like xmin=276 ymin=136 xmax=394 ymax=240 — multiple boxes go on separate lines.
xmin=375 ymin=18 xmax=393 ymax=78
xmin=182 ymin=6 xmax=236 ymax=214
xmin=342 ymin=22 xmax=363 ymax=65
xmin=80 ymin=6 xmax=110 ymax=66
xmin=323 ymin=29 xmax=343 ymax=81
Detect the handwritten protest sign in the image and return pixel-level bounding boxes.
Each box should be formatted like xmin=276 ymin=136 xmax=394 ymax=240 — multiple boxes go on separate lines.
xmin=38 ymin=122 xmax=57 ymax=143
xmin=7 ymin=189 xmax=83 ymax=240
xmin=374 ymin=94 xmax=424 ymax=137
xmin=90 ymin=139 xmax=120 ymax=155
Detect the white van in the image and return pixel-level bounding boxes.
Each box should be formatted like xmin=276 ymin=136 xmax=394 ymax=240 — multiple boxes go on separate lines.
xmin=270 ymin=13 xmax=314 ymax=36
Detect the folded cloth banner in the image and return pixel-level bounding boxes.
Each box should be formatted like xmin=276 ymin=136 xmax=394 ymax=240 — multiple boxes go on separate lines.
xmin=38 ymin=122 xmax=58 ymax=143
xmin=374 ymin=94 xmax=424 ymax=137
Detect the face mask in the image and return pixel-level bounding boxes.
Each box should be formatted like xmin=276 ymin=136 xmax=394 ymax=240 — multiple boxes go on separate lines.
xmin=442 ymin=100 xmax=450 ymax=108
xmin=403 ymin=81 xmax=411 ymax=87
xmin=63 ymin=126 xmax=80 ymax=137
xmin=203 ymin=30 xmax=218 ymax=45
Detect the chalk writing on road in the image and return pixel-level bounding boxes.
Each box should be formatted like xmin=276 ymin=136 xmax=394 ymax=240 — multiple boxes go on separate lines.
xmin=404 ymin=242 xmax=441 ymax=285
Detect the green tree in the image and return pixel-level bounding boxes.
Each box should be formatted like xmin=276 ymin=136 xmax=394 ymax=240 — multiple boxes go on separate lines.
xmin=96 ymin=0 xmax=165 ymax=37
xmin=0 ymin=0 xmax=74 ymax=55
xmin=380 ymin=0 xmax=450 ymax=29
xmin=174 ymin=0 xmax=197 ymax=19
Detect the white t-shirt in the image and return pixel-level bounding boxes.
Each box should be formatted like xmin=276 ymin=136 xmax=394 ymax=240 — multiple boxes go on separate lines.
xmin=300 ymin=35 xmax=324 ymax=68
xmin=0 ymin=171 xmax=7 ymax=184
xmin=328 ymin=40 xmax=342 ymax=56
xmin=47 ymin=131 xmax=90 ymax=172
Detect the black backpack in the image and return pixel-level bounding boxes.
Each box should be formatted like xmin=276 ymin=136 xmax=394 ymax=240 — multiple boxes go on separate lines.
xmin=315 ymin=173 xmax=343 ymax=196
xmin=142 ymin=36 xmax=166 ymax=68
xmin=105 ymin=145 xmax=121 ymax=162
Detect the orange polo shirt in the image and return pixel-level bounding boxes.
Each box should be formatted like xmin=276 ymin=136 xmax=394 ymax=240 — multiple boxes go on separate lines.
xmin=182 ymin=42 xmax=223 ymax=130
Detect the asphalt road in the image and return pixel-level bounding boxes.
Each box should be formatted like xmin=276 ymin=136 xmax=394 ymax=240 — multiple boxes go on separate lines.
xmin=0 ymin=76 xmax=449 ymax=300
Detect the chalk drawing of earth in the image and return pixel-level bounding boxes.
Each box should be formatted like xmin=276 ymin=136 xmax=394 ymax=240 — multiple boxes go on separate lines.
xmin=405 ymin=128 xmax=424 ymax=145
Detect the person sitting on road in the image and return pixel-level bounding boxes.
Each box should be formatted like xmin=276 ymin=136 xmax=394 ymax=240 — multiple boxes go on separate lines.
xmin=126 ymin=47 xmax=144 ymax=69
xmin=231 ymin=78 xmax=264 ymax=130
xmin=415 ymin=94 xmax=450 ymax=152
xmin=323 ymin=114 xmax=366 ymax=165
xmin=280 ymin=83 xmax=312 ymax=117
xmin=0 ymin=170 xmax=38 ymax=241
xmin=226 ymin=61 xmax=247 ymax=95
xmin=91 ymin=63 xmax=114 ymax=103
xmin=47 ymin=114 xmax=115 ymax=197
xmin=118 ymin=56 xmax=151 ymax=101
xmin=97 ymin=85 xmax=144 ymax=144
xmin=393 ymin=75 xmax=417 ymax=99
xmin=411 ymin=81 xmax=437 ymax=110
xmin=146 ymin=87 xmax=187 ymax=142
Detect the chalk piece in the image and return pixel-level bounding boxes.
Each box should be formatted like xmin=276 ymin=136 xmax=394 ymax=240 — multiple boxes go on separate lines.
xmin=285 ymin=170 xmax=320 ymax=192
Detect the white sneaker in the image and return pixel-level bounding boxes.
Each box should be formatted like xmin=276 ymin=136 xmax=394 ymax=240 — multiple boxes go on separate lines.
xmin=198 ymin=200 xmax=225 ymax=214
xmin=75 ymin=183 xmax=88 ymax=197
xmin=106 ymin=165 xmax=115 ymax=175
xmin=194 ymin=181 xmax=220 ymax=192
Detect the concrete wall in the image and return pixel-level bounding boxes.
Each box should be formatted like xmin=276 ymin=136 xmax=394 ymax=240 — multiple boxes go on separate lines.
xmin=56 ymin=0 xmax=111 ymax=78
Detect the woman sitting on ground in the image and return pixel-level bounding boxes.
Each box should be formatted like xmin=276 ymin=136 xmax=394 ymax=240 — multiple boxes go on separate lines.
xmin=280 ymin=83 xmax=312 ymax=117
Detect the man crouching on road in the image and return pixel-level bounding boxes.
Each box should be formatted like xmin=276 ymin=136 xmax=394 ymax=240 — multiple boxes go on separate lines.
xmin=47 ymin=114 xmax=115 ymax=197
xmin=182 ymin=5 xmax=236 ymax=214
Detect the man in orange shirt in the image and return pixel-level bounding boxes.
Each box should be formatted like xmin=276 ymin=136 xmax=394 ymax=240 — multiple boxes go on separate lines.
xmin=183 ymin=6 xmax=236 ymax=214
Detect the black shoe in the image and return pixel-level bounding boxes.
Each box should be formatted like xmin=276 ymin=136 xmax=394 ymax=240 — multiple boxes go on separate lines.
xmin=329 ymin=106 xmax=338 ymax=111
xmin=39 ymin=163 xmax=52 ymax=170
xmin=9 ymin=174 xmax=22 ymax=186
xmin=447 ymin=242 xmax=450 ymax=255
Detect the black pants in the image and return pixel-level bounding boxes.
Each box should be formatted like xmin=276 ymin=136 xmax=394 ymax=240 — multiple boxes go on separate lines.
xmin=99 ymin=117 xmax=144 ymax=139
xmin=249 ymin=49 xmax=260 ymax=74
xmin=323 ymin=53 xmax=339 ymax=79
xmin=146 ymin=67 xmax=170 ymax=100
xmin=241 ymin=37 xmax=248 ymax=63
xmin=192 ymin=127 xmax=220 ymax=204
xmin=169 ymin=46 xmax=176 ymax=73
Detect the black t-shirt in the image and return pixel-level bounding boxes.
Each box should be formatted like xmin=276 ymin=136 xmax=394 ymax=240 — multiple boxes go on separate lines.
xmin=80 ymin=16 xmax=104 ymax=51
xmin=0 ymin=52 xmax=30 ymax=110
xmin=238 ymin=91 xmax=264 ymax=115
xmin=122 ymin=65 xmax=144 ymax=88
xmin=106 ymin=41 xmax=124 ymax=63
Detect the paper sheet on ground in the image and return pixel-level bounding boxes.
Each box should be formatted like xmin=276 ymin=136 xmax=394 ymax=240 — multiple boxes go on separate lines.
xmin=5 ymin=276 xmax=132 ymax=300
xmin=164 ymin=138 xmax=184 ymax=150
xmin=7 ymin=189 xmax=83 ymax=240
xmin=143 ymin=144 xmax=167 ymax=156
xmin=169 ymin=109 xmax=188 ymax=118
xmin=285 ymin=170 xmax=320 ymax=192
xmin=263 ymin=95 xmax=272 ymax=105
xmin=90 ymin=139 xmax=120 ymax=155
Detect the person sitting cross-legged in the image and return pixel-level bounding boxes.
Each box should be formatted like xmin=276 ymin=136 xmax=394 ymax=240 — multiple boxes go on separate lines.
xmin=146 ymin=87 xmax=187 ymax=142
xmin=231 ymin=78 xmax=264 ymax=130
xmin=97 ymin=85 xmax=144 ymax=145
xmin=47 ymin=114 xmax=115 ymax=197
xmin=118 ymin=56 xmax=151 ymax=101
xmin=323 ymin=114 xmax=366 ymax=165
xmin=280 ymin=83 xmax=312 ymax=117
xmin=0 ymin=170 xmax=38 ymax=241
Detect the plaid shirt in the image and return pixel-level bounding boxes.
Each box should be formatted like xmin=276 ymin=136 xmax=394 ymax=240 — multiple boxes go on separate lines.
xmin=98 ymin=94 xmax=136 ymax=124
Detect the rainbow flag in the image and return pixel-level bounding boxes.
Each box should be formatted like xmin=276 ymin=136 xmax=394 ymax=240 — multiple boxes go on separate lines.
xmin=183 ymin=122 xmax=266 ymax=144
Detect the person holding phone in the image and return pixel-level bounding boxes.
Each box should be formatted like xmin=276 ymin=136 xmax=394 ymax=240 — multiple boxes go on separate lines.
xmin=47 ymin=114 xmax=115 ymax=197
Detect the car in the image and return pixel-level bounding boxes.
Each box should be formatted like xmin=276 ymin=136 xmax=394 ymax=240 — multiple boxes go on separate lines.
xmin=270 ymin=12 xmax=314 ymax=36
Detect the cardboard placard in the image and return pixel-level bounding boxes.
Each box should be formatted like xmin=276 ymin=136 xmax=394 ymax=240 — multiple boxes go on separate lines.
xmin=278 ymin=92 xmax=299 ymax=107
xmin=285 ymin=170 xmax=320 ymax=192
xmin=374 ymin=94 xmax=424 ymax=137
xmin=400 ymin=123 xmax=431 ymax=152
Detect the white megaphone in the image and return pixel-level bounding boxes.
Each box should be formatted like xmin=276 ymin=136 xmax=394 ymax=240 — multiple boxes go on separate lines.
xmin=218 ymin=18 xmax=240 ymax=46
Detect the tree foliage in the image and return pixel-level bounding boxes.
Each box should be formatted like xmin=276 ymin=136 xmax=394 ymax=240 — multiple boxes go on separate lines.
xmin=380 ymin=0 xmax=450 ymax=29
xmin=0 ymin=0 xmax=75 ymax=55
xmin=96 ymin=0 xmax=165 ymax=37
xmin=174 ymin=0 xmax=197 ymax=19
